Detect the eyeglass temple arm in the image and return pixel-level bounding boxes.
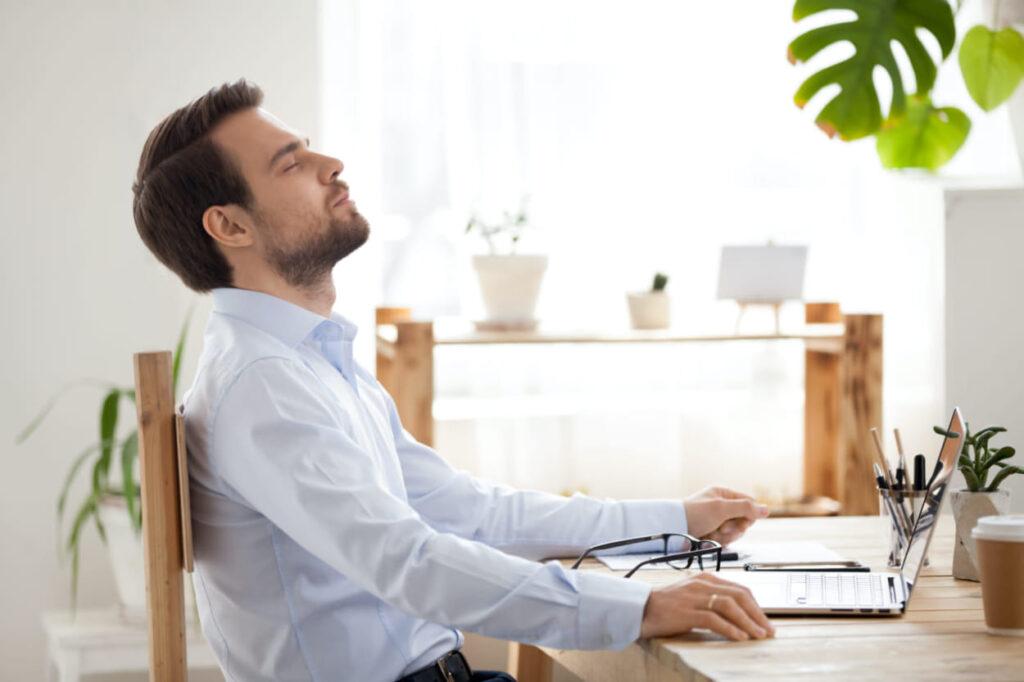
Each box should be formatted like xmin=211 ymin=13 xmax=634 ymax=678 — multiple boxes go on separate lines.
xmin=571 ymin=534 xmax=672 ymax=569
xmin=623 ymin=546 xmax=723 ymax=578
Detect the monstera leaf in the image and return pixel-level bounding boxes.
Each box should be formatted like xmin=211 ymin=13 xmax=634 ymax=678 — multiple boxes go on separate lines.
xmin=959 ymin=25 xmax=1024 ymax=111
xmin=876 ymin=95 xmax=970 ymax=170
xmin=789 ymin=0 xmax=956 ymax=141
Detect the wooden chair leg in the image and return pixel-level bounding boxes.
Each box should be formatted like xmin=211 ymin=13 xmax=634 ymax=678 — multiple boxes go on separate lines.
xmin=507 ymin=642 xmax=553 ymax=682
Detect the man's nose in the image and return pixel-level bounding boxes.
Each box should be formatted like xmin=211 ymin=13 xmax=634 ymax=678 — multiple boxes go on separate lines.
xmin=324 ymin=155 xmax=343 ymax=184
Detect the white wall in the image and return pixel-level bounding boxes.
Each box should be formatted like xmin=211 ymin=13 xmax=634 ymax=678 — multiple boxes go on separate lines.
xmin=945 ymin=187 xmax=1024 ymax=511
xmin=0 ymin=1 xmax=321 ymax=679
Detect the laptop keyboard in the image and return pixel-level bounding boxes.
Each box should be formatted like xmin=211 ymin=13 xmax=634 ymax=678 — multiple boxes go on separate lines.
xmin=787 ymin=573 xmax=886 ymax=608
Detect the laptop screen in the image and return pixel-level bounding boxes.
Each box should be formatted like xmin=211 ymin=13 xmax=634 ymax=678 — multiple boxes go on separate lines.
xmin=900 ymin=408 xmax=965 ymax=594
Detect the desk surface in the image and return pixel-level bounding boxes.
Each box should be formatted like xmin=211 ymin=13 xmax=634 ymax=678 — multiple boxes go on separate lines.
xmin=543 ymin=515 xmax=1021 ymax=682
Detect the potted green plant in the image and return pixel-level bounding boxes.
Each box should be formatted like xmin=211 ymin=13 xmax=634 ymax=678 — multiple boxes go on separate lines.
xmin=934 ymin=422 xmax=1023 ymax=580
xmin=17 ymin=315 xmax=194 ymax=619
xmin=627 ymin=272 xmax=671 ymax=330
xmin=788 ymin=0 xmax=1024 ymax=171
xmin=466 ymin=195 xmax=547 ymax=330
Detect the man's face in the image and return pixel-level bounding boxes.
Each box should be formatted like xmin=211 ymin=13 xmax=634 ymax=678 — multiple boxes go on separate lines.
xmin=211 ymin=108 xmax=369 ymax=288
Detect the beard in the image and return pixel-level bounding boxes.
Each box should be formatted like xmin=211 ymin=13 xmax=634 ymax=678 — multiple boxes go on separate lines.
xmin=258 ymin=208 xmax=370 ymax=289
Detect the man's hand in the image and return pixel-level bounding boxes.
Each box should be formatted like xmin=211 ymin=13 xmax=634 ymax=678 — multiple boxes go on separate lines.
xmin=640 ymin=573 xmax=775 ymax=641
xmin=683 ymin=486 xmax=769 ymax=546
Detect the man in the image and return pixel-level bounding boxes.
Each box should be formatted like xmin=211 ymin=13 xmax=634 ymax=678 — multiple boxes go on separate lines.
xmin=132 ymin=79 xmax=773 ymax=682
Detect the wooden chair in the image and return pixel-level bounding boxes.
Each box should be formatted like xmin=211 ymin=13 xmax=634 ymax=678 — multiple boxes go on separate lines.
xmin=133 ymin=351 xmax=195 ymax=682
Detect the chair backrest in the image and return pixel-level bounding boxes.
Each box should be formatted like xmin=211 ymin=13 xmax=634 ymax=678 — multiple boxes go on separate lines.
xmin=133 ymin=351 xmax=194 ymax=682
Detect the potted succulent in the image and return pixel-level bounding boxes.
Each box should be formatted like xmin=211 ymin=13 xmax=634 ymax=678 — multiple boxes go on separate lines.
xmin=934 ymin=422 xmax=1023 ymax=580
xmin=17 ymin=315 xmax=196 ymax=620
xmin=788 ymin=0 xmax=1024 ymax=171
xmin=466 ymin=195 xmax=547 ymax=330
xmin=627 ymin=272 xmax=671 ymax=330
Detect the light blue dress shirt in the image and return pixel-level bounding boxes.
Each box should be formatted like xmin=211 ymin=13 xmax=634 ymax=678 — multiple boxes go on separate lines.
xmin=182 ymin=287 xmax=688 ymax=682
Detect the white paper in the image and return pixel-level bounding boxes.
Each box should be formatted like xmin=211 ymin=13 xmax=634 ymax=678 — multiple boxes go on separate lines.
xmin=595 ymin=541 xmax=843 ymax=571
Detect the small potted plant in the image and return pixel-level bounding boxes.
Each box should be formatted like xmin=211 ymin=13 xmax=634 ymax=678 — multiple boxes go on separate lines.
xmin=934 ymin=422 xmax=1023 ymax=580
xmin=18 ymin=315 xmax=197 ymax=620
xmin=627 ymin=272 xmax=671 ymax=330
xmin=465 ymin=195 xmax=547 ymax=330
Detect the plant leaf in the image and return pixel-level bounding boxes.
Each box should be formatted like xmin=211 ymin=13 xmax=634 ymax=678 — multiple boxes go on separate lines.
xmin=172 ymin=306 xmax=195 ymax=396
xmin=66 ymin=492 xmax=99 ymax=613
xmin=876 ymin=95 xmax=970 ymax=171
xmin=97 ymin=389 xmax=120 ymax=489
xmin=987 ymin=465 xmax=1024 ymax=492
xmin=56 ymin=440 xmax=111 ymax=559
xmin=15 ymin=379 xmax=118 ymax=444
xmin=789 ymin=0 xmax=955 ymax=140
xmin=959 ymin=25 xmax=1024 ymax=112
xmin=962 ymin=465 xmax=982 ymax=491
xmin=120 ymin=431 xmax=141 ymax=534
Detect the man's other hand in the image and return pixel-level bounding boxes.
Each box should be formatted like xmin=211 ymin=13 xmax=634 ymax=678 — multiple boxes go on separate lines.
xmin=683 ymin=486 xmax=769 ymax=546
xmin=639 ymin=573 xmax=775 ymax=641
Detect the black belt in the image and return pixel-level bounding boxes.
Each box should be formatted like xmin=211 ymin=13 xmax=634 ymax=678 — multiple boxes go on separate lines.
xmin=397 ymin=650 xmax=472 ymax=682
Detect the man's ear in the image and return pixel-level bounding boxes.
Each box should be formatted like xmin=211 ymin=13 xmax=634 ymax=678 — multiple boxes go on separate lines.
xmin=202 ymin=204 xmax=257 ymax=249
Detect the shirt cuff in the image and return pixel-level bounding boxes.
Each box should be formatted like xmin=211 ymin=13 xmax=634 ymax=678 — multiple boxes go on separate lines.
xmin=574 ymin=570 xmax=652 ymax=650
xmin=618 ymin=498 xmax=688 ymax=552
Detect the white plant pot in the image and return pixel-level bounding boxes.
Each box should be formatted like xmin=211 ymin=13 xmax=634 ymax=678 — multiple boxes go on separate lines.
xmin=627 ymin=292 xmax=671 ymax=330
xmin=472 ymin=254 xmax=547 ymax=326
xmin=98 ymin=495 xmax=198 ymax=624
xmin=950 ymin=489 xmax=1012 ymax=581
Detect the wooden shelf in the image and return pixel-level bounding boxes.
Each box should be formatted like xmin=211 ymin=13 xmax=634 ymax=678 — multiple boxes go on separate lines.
xmin=375 ymin=304 xmax=882 ymax=516
xmin=378 ymin=319 xmax=845 ymax=351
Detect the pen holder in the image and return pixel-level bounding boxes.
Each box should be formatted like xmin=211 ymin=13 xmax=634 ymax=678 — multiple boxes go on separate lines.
xmin=878 ymin=488 xmax=929 ymax=568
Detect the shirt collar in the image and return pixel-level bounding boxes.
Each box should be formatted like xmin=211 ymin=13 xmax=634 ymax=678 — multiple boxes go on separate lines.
xmin=211 ymin=287 xmax=358 ymax=348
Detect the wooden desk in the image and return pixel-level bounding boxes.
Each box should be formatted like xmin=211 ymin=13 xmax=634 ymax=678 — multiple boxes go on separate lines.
xmin=376 ymin=306 xmax=883 ymax=515
xmin=536 ymin=515 xmax=1020 ymax=682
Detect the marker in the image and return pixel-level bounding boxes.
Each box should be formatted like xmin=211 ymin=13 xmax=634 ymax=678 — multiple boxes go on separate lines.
xmin=913 ymin=454 xmax=927 ymax=491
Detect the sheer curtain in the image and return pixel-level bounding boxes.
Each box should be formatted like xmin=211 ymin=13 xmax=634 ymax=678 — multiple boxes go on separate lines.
xmin=320 ymin=0 xmax=1018 ymax=500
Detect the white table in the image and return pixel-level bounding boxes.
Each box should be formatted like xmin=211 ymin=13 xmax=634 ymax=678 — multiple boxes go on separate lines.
xmin=42 ymin=608 xmax=220 ymax=681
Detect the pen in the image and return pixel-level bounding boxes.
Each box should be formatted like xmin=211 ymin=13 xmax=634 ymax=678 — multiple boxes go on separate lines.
xmin=894 ymin=428 xmax=908 ymax=491
xmin=870 ymin=428 xmax=896 ymax=490
xmin=874 ymin=462 xmax=911 ymax=541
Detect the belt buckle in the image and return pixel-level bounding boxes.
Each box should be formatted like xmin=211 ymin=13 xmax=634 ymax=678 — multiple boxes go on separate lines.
xmin=436 ymin=654 xmax=456 ymax=682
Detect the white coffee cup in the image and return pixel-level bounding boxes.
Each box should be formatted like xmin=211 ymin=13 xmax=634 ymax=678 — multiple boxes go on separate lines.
xmin=972 ymin=514 xmax=1024 ymax=636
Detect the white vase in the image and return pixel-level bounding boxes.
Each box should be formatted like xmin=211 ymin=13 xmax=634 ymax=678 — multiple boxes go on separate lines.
xmin=98 ymin=495 xmax=198 ymax=624
xmin=949 ymin=489 xmax=1012 ymax=581
xmin=626 ymin=292 xmax=671 ymax=330
xmin=472 ymin=254 xmax=547 ymax=326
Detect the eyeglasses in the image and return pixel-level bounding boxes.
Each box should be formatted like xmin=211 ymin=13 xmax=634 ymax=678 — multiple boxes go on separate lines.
xmin=570 ymin=533 xmax=723 ymax=578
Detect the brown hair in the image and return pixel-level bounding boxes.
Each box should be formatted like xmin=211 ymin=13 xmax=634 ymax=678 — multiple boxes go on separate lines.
xmin=132 ymin=79 xmax=264 ymax=292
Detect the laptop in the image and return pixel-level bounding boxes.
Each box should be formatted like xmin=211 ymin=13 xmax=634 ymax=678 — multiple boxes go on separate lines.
xmin=724 ymin=407 xmax=965 ymax=615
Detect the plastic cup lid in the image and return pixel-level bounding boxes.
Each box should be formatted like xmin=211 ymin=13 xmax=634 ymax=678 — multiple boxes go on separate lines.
xmin=972 ymin=514 xmax=1024 ymax=542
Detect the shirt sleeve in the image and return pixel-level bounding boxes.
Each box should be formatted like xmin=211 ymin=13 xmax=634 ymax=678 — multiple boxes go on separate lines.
xmin=379 ymin=384 xmax=688 ymax=560
xmin=209 ymin=357 xmax=651 ymax=650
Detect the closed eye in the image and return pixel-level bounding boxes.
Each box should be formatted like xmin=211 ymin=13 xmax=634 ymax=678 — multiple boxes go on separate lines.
xmin=284 ymin=163 xmax=299 ymax=172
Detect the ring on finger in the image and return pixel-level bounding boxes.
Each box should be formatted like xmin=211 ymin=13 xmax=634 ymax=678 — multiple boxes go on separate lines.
xmin=707 ymin=593 xmax=719 ymax=611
